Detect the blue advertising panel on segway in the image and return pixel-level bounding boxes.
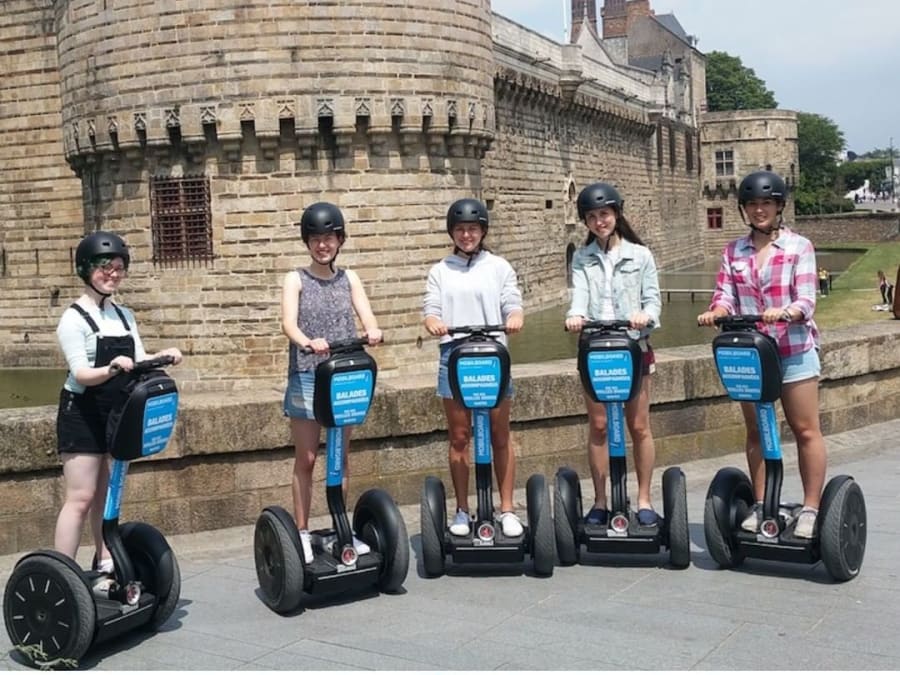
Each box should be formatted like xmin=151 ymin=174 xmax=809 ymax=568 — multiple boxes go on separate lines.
xmin=106 ymin=368 xmax=179 ymax=461
xmin=712 ymin=329 xmax=782 ymax=403
xmin=447 ymin=339 xmax=510 ymax=410
xmin=577 ymin=331 xmax=643 ymax=403
xmin=313 ymin=348 xmax=377 ymax=427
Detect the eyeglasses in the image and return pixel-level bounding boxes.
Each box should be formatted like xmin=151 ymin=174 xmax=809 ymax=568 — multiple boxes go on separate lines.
xmin=97 ymin=262 xmax=127 ymax=277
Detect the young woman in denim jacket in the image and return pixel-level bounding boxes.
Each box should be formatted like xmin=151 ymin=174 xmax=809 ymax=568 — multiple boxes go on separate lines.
xmin=565 ymin=182 xmax=662 ymax=527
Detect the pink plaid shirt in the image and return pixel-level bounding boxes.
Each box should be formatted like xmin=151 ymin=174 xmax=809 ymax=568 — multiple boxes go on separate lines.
xmin=709 ymin=227 xmax=819 ymax=357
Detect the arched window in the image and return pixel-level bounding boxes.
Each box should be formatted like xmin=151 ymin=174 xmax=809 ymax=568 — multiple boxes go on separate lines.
xmin=566 ymin=243 xmax=576 ymax=288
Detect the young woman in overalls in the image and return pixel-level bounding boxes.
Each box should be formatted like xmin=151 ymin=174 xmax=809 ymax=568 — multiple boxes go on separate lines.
xmin=54 ymin=231 xmax=182 ymax=579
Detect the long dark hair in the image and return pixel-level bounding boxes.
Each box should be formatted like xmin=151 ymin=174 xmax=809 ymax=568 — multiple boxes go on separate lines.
xmin=585 ymin=211 xmax=646 ymax=248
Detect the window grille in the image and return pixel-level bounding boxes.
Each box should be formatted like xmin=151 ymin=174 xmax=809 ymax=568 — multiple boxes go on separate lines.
xmin=149 ymin=176 xmax=213 ymax=264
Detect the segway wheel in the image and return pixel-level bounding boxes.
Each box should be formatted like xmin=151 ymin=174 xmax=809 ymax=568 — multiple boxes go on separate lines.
xmin=662 ymin=467 xmax=691 ymax=569
xmin=419 ymin=476 xmax=447 ymax=578
xmin=553 ymin=467 xmax=581 ymax=566
xmin=120 ymin=522 xmax=181 ymax=630
xmin=819 ymin=477 xmax=867 ymax=582
xmin=353 ymin=488 xmax=410 ymax=592
xmin=526 ymin=473 xmax=555 ymax=577
xmin=3 ymin=554 xmax=95 ymax=668
xmin=703 ymin=467 xmax=753 ymax=569
xmin=254 ymin=509 xmax=304 ymax=614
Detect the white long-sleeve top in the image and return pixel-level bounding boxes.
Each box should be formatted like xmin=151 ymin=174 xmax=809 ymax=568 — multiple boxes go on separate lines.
xmin=423 ymin=251 xmax=523 ymax=346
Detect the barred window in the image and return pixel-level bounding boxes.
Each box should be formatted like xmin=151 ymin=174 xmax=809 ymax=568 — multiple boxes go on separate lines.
xmin=149 ymin=176 xmax=213 ymax=264
xmin=707 ymin=207 xmax=723 ymax=229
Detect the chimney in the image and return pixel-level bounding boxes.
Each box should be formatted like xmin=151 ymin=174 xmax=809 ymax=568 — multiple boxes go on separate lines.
xmin=601 ymin=0 xmax=627 ymax=39
xmin=570 ymin=0 xmax=598 ymax=43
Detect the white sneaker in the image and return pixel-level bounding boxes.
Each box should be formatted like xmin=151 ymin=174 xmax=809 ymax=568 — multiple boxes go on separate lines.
xmin=298 ymin=530 xmax=314 ymax=563
xmin=793 ymin=508 xmax=818 ymax=539
xmin=449 ymin=509 xmax=471 ymax=536
xmin=498 ymin=511 xmax=524 ymax=537
xmin=352 ymin=536 xmax=371 ymax=556
xmin=741 ymin=502 xmax=762 ymax=532
xmin=320 ymin=533 xmax=372 ymax=556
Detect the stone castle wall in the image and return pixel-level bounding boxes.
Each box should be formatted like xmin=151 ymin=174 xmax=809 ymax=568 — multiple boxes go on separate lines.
xmin=3 ymin=1 xmax=705 ymax=388
xmin=0 ymin=0 xmax=86 ymax=366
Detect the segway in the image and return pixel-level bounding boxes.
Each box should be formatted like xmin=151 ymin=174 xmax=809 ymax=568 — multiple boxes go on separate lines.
xmin=254 ymin=337 xmax=408 ymax=614
xmin=419 ymin=325 xmax=555 ymax=577
xmin=3 ymin=356 xmax=181 ymax=668
xmin=703 ymin=315 xmax=866 ymax=581
xmin=554 ymin=321 xmax=690 ymax=568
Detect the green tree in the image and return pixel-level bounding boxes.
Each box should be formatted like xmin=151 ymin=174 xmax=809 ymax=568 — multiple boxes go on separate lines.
xmin=705 ymin=51 xmax=777 ymax=111
xmin=794 ymin=113 xmax=851 ymax=214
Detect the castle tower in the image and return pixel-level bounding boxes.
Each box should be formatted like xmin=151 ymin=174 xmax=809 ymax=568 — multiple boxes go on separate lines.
xmin=43 ymin=0 xmax=495 ymax=386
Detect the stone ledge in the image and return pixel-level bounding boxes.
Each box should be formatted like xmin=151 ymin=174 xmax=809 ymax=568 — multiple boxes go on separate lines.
xmin=2 ymin=321 xmax=899 ymax=475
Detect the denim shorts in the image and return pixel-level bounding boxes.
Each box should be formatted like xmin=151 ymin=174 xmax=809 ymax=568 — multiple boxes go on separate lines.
xmin=781 ymin=348 xmax=821 ymax=384
xmin=437 ymin=342 xmax=514 ymax=400
xmin=283 ymin=370 xmax=316 ymax=419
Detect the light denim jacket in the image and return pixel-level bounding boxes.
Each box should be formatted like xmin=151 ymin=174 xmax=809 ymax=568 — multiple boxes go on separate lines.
xmin=566 ymin=238 xmax=662 ymax=339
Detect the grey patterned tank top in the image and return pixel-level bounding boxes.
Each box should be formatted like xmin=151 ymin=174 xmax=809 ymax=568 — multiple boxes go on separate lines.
xmin=289 ymin=268 xmax=356 ymax=372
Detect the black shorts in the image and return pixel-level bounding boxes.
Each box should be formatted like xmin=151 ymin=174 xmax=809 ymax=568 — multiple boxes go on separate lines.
xmin=56 ymin=389 xmax=108 ymax=455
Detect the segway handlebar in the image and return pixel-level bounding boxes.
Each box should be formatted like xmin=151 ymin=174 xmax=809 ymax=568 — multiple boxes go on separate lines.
xmin=709 ymin=314 xmax=791 ymax=330
xmin=109 ymin=355 xmax=175 ymax=376
xmin=446 ymin=324 xmax=508 ymax=338
xmin=299 ymin=335 xmax=382 ymax=356
xmin=565 ymin=319 xmax=655 ymax=333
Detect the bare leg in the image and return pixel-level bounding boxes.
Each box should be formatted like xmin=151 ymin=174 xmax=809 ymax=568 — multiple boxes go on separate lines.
xmin=740 ymin=401 xmax=765 ymax=502
xmin=490 ymin=399 xmax=516 ymax=513
xmin=584 ymin=393 xmax=609 ymax=509
xmin=625 ymin=376 xmax=655 ymax=510
xmin=443 ymin=398 xmax=472 ymax=512
xmin=290 ymin=418 xmax=321 ymax=530
xmin=89 ymin=456 xmax=111 ymax=563
xmin=780 ymin=377 xmax=827 ymax=508
xmin=54 ymin=453 xmax=106 ymax=560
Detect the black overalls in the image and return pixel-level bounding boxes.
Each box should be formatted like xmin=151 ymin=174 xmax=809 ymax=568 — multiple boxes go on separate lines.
xmin=57 ymin=302 xmax=135 ymax=455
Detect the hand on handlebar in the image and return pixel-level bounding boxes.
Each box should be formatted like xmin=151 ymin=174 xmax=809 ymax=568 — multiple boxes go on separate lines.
xmin=697 ymin=310 xmax=724 ymax=327
xmin=365 ymin=328 xmax=384 ymax=346
xmin=505 ymin=313 xmax=524 ymax=335
xmin=424 ymin=316 xmax=448 ymax=337
xmin=564 ymin=316 xmax=585 ymax=333
xmin=307 ymin=337 xmax=331 ymax=355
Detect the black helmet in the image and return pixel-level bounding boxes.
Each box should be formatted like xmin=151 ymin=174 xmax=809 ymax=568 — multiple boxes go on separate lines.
xmin=738 ymin=171 xmax=787 ymax=205
xmin=577 ymin=182 xmax=624 ymax=220
xmin=299 ymin=202 xmax=345 ymax=243
xmin=446 ymin=198 xmax=488 ymax=235
xmin=75 ymin=231 xmax=130 ymax=282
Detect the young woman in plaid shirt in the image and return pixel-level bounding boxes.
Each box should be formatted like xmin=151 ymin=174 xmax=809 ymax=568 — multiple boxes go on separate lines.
xmin=698 ymin=170 xmax=824 ymax=539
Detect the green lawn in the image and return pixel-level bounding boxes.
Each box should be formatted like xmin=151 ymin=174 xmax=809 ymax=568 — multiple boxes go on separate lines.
xmin=815 ymin=241 xmax=900 ymax=329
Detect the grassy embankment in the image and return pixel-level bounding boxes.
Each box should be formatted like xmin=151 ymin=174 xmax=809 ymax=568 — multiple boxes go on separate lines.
xmin=815 ymin=241 xmax=900 ymax=329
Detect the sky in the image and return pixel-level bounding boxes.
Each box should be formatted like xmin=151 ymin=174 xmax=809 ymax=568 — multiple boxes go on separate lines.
xmin=491 ymin=0 xmax=900 ymax=155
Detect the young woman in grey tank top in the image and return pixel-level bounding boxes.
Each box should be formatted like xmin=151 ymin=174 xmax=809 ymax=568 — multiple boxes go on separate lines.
xmin=280 ymin=202 xmax=382 ymax=562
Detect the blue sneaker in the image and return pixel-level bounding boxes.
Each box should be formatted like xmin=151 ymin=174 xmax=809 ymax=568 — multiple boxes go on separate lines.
xmin=637 ymin=508 xmax=659 ymax=526
xmin=585 ymin=506 xmax=609 ymax=526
